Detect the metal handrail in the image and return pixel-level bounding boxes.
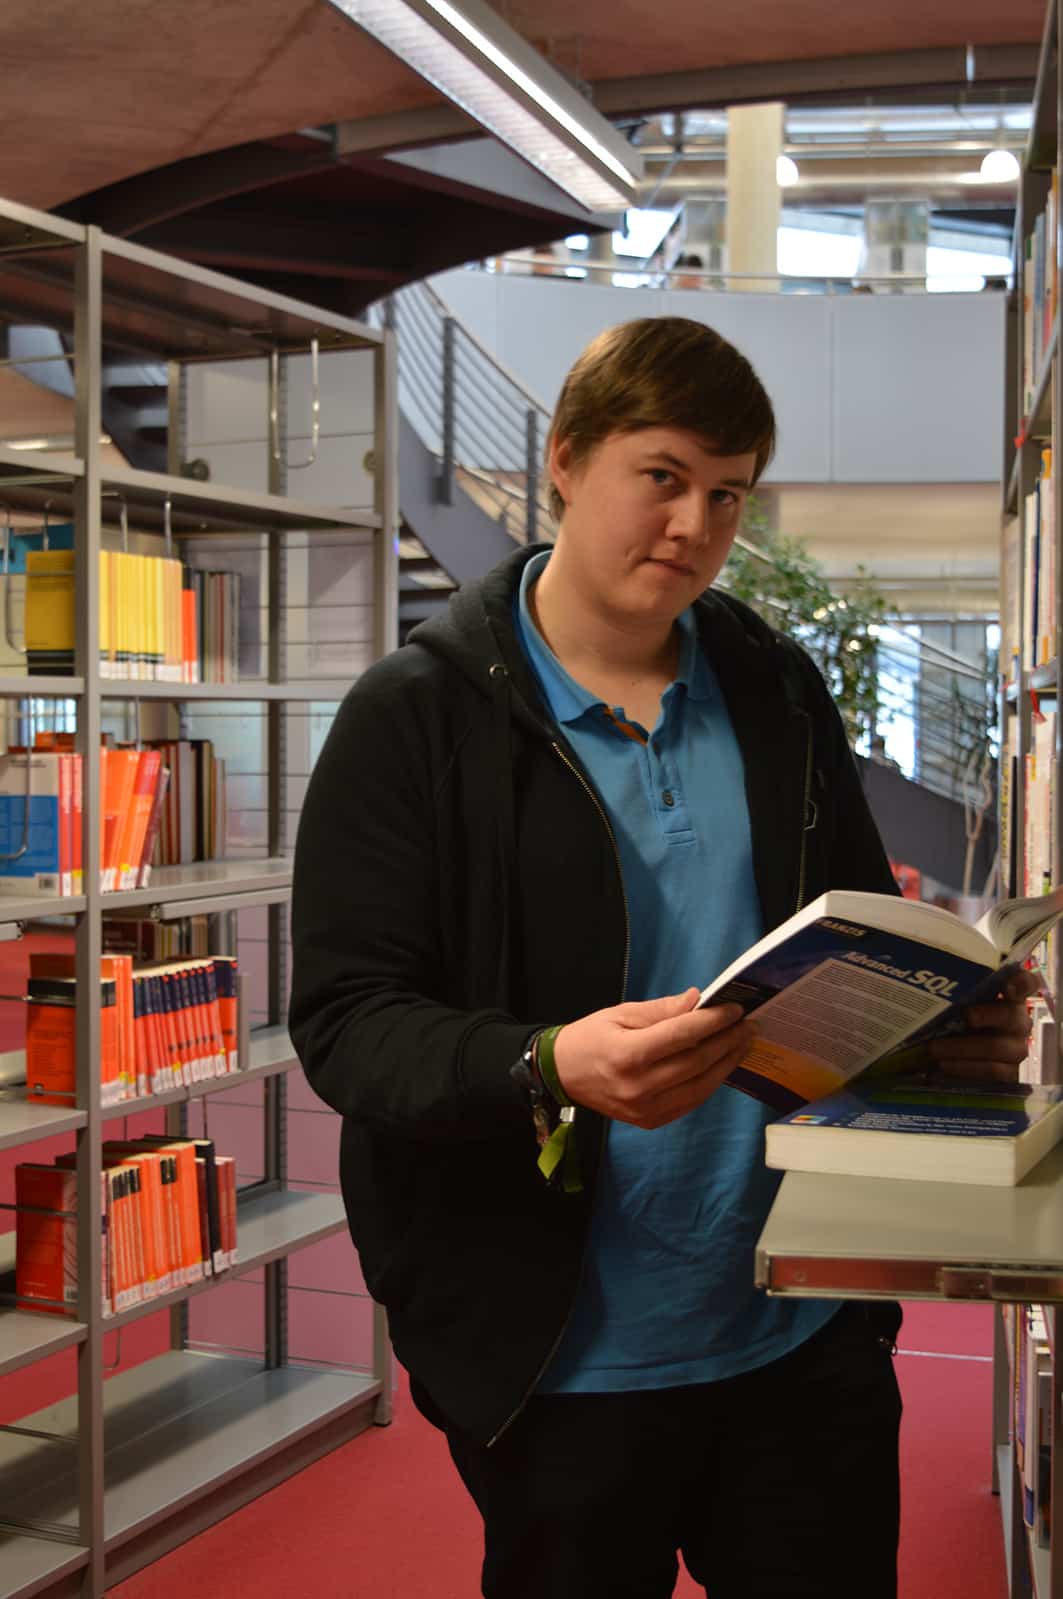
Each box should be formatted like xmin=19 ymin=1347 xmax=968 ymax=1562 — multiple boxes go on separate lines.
xmin=475 ymin=256 xmax=1014 ymax=296
xmin=376 ymin=280 xmax=994 ymax=803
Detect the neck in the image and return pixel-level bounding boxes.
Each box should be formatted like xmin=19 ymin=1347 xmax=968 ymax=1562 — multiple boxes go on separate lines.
xmin=531 ymin=546 xmax=678 ymax=685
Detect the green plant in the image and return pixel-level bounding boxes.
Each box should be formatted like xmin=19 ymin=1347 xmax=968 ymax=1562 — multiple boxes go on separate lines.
xmin=722 ymin=498 xmax=889 ymax=744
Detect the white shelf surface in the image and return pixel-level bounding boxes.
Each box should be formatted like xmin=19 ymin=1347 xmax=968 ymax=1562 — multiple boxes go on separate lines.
xmin=0 ymin=1350 xmax=380 ymax=1577
xmin=106 ymin=1187 xmax=347 ymax=1332
xmin=104 ymin=857 xmax=291 ymax=912
xmin=0 ymin=1187 xmax=343 ymax=1375
xmin=0 ymin=1298 xmax=87 ymax=1380
xmin=0 ymin=1095 xmax=86 ymax=1152
xmin=756 ymin=1143 xmax=1063 ymax=1300
xmin=0 ymin=1533 xmax=88 ymax=1599
xmin=0 ymin=676 xmax=83 ymax=698
xmin=0 ymin=1029 xmax=298 ymax=1135
xmin=0 ymin=892 xmax=83 ymax=925
xmin=97 ymin=678 xmax=353 ymax=702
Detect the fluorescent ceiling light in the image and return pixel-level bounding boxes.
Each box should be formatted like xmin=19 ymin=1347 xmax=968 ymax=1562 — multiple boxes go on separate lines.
xmin=324 ymin=0 xmax=641 ymax=211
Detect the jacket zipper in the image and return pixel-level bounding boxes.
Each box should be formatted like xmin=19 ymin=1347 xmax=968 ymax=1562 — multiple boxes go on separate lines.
xmin=485 ymin=740 xmax=631 ymax=1448
xmin=795 ymin=711 xmax=814 ymax=914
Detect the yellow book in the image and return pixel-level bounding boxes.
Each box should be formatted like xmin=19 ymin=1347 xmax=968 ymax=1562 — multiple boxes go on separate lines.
xmin=24 ymin=551 xmax=75 ymax=666
xmin=99 ymin=550 xmax=111 ymax=676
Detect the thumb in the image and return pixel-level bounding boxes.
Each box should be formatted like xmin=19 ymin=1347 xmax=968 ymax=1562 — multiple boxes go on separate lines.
xmin=617 ymin=988 xmax=701 ymax=1029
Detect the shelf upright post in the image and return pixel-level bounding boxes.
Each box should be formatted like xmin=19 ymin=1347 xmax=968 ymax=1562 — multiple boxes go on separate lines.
xmin=264 ymin=351 xmax=289 ymax=1370
xmin=73 ymin=223 xmax=105 ymax=1597
xmin=372 ymin=325 xmax=397 ymax=1423
xmin=374 ymin=325 xmax=399 ymax=661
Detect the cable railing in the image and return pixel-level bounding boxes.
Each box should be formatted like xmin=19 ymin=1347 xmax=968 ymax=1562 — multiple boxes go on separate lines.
xmin=379 ymin=282 xmax=554 ymax=544
xmin=376 ymin=282 xmax=995 ymax=804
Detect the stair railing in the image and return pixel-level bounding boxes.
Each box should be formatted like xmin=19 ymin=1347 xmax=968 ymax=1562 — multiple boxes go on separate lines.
xmin=380 ymin=282 xmax=554 ymax=544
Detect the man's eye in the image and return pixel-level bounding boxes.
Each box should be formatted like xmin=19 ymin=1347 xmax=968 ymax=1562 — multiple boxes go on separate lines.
xmin=711 ymin=490 xmax=738 ymax=508
xmin=647 ymin=469 xmax=675 ymax=486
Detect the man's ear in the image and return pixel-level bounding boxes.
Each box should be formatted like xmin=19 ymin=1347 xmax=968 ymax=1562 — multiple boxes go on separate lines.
xmin=548 ymin=435 xmax=576 ymax=510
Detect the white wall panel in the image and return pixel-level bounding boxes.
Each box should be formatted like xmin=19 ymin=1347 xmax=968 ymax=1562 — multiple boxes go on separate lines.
xmin=429 ymin=270 xmax=1004 ymax=486
xmin=831 ymin=293 xmax=1005 ymax=483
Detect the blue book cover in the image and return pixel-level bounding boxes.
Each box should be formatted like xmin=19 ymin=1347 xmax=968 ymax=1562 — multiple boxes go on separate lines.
xmin=765 ymin=1079 xmax=1063 ymax=1185
xmin=699 ymin=888 xmax=1063 ymax=1115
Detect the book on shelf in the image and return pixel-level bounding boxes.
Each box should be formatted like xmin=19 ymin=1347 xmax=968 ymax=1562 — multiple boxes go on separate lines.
xmin=25 ymin=952 xmax=239 ymax=1107
xmin=763 ymin=1077 xmax=1063 ymax=1186
xmin=1022 ymin=449 xmax=1055 ymax=671
xmin=1024 ymin=178 xmax=1059 ymax=415
xmin=14 ymin=1139 xmax=239 ymax=1318
xmin=699 ymin=884 xmax=1063 ymax=1115
xmin=0 ymin=732 xmax=226 ymax=896
xmin=21 ymin=545 xmax=241 ymax=681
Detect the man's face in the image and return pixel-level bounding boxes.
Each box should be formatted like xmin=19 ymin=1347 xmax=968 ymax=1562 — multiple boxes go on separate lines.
xmin=549 ymin=426 xmax=757 ymax=625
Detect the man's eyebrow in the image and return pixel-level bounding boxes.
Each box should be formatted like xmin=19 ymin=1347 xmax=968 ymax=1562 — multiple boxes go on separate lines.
xmin=641 ymin=449 xmax=753 ymax=490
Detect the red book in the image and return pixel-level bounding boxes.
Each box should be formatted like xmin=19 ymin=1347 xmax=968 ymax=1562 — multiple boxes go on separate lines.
xmin=15 ymin=1164 xmax=77 ymax=1316
xmin=136 ymin=763 xmax=170 ymax=888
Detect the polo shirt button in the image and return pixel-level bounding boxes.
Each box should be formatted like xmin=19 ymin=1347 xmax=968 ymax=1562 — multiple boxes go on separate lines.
xmin=662 ymin=789 xmax=675 ymax=808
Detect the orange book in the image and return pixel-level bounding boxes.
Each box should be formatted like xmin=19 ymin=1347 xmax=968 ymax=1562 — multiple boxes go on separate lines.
xmin=25 ymin=975 xmax=117 ymax=1108
xmin=30 ymin=955 xmax=131 ymax=1104
xmin=70 ymin=752 xmax=83 ymax=895
xmin=182 ymin=585 xmax=198 ymax=685
xmin=107 ymin=1166 xmax=133 ymax=1312
xmin=120 ymin=1138 xmax=203 ymax=1286
xmin=101 ymin=746 xmax=139 ymax=892
xmin=15 ymin=1164 xmax=78 ymax=1316
xmin=117 ymin=750 xmax=163 ymax=891
xmin=57 ymin=751 xmax=72 ymax=897
xmin=102 ymin=1146 xmax=170 ymax=1297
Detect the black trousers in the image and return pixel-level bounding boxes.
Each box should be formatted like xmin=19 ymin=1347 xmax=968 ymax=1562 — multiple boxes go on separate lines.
xmin=432 ymin=1302 xmax=903 ymax=1599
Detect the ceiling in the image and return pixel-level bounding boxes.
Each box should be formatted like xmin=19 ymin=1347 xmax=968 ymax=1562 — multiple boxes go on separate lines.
xmin=0 ymin=0 xmax=1048 ymax=210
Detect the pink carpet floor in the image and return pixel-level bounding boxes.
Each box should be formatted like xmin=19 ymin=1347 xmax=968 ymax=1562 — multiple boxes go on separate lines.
xmin=101 ymin=1301 xmax=1005 ymax=1598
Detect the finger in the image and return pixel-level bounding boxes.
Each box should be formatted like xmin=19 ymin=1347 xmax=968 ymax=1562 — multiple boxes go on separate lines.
xmin=614 ymin=989 xmax=701 ymax=1028
xmin=625 ymin=1004 xmax=748 ymax=1067
xmin=608 ymin=1022 xmax=756 ymax=1117
xmin=962 ymin=1001 xmax=1031 ymax=1035
xmin=1002 ymin=970 xmax=1042 ymax=1001
xmin=929 ymin=1033 xmax=1030 ymax=1066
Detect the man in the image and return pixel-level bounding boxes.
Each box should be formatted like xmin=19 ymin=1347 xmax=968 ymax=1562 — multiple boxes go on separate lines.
xmin=290 ymin=316 xmax=1030 ymax=1598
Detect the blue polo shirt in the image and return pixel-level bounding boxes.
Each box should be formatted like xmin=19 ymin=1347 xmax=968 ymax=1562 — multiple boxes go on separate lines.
xmin=515 ymin=552 xmax=837 ymax=1391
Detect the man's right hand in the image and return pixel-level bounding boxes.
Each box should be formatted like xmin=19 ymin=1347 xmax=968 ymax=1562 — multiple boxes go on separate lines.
xmin=551 ymin=989 xmax=755 ymax=1130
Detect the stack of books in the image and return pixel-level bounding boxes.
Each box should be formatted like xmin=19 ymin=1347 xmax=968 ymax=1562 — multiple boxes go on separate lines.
xmin=0 ymin=734 xmax=228 ymax=897
xmin=25 ymin=951 xmax=239 ymax=1107
xmin=23 ymin=547 xmax=240 ymax=682
xmin=14 ymin=1136 xmax=239 ymax=1319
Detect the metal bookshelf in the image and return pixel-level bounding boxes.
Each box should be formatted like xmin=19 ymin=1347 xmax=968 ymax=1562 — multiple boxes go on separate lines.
xmin=0 ymin=193 xmax=396 ymax=1598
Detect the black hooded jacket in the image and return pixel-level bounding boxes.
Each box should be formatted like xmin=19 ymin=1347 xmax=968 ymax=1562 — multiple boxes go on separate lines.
xmin=288 ymin=544 xmax=897 ymax=1445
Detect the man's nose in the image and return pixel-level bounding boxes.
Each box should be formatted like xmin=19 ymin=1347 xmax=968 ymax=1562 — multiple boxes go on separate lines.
xmin=668 ymin=491 xmax=709 ymax=541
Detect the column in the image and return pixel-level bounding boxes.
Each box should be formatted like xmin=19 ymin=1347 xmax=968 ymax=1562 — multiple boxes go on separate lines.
xmin=726 ymin=101 xmax=784 ymax=290
xmin=858 ymin=200 xmax=929 ymax=291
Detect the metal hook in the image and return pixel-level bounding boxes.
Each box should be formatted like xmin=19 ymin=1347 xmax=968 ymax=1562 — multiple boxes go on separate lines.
xmin=286 ymin=338 xmax=320 ymax=470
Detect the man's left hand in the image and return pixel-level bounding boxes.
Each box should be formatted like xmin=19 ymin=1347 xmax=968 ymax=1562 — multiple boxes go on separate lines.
xmin=927 ymin=968 xmax=1041 ymax=1082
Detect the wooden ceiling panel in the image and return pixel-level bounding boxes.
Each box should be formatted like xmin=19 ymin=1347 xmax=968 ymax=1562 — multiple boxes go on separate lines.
xmin=0 ymin=0 xmax=1048 ymax=211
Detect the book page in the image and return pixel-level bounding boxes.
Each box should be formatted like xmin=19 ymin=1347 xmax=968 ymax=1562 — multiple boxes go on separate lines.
xmin=977 ymin=882 xmax=1063 ymax=963
xmin=730 ymin=957 xmax=951 ymax=1109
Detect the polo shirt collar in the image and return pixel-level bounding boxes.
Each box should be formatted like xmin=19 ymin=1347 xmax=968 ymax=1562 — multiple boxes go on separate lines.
xmin=517 ymin=550 xmax=714 ymax=725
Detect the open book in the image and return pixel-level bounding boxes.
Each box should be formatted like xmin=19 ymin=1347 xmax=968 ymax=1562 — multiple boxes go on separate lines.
xmin=700 ymin=885 xmax=1063 ymax=1114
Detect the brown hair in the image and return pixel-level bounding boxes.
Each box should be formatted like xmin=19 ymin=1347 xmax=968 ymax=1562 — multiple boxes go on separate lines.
xmin=546 ymin=316 xmax=776 ymax=520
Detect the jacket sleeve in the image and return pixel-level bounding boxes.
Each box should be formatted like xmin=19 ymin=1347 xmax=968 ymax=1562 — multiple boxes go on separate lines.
xmin=288 ymin=660 xmax=535 ymax=1140
xmin=797 ymin=646 xmax=900 ymax=899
